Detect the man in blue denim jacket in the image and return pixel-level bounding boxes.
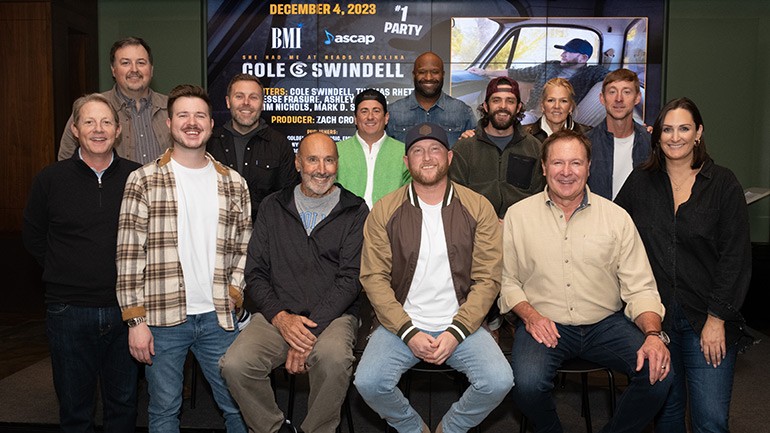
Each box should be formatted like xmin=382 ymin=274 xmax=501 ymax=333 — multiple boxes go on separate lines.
xmin=387 ymin=52 xmax=475 ymax=147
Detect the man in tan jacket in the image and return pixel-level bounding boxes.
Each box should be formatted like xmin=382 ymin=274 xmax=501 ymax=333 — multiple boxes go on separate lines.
xmin=354 ymin=122 xmax=513 ymax=433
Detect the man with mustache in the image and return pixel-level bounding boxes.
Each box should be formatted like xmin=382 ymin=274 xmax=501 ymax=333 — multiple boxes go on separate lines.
xmin=207 ymin=74 xmax=298 ymax=220
xmin=586 ymin=68 xmax=651 ymax=200
xmin=355 ymin=122 xmax=512 ymax=433
xmin=387 ymin=52 xmax=475 ymax=147
xmin=450 ymin=77 xmax=545 ymax=220
xmin=221 ymin=132 xmax=368 ymax=433
xmin=59 ymin=37 xmax=172 ymax=164
xmin=117 ymin=85 xmax=250 ymax=432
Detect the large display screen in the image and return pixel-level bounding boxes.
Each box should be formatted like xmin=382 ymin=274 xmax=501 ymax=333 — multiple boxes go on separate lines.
xmin=207 ymin=0 xmax=665 ymax=148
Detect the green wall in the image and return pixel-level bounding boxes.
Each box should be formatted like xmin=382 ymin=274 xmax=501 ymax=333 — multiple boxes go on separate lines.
xmin=666 ymin=0 xmax=770 ymax=241
xmin=98 ymin=0 xmax=770 ymax=241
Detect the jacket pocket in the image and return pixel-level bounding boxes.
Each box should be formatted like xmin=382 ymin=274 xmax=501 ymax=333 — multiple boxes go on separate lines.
xmin=506 ymin=154 xmax=537 ymax=189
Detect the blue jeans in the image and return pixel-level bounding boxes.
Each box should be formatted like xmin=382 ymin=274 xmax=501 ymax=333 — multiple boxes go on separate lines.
xmin=145 ymin=311 xmax=246 ymax=433
xmin=46 ymin=303 xmax=138 ymax=433
xmin=510 ymin=312 xmax=672 ymax=433
xmin=354 ymin=326 xmax=513 ymax=433
xmin=655 ymin=304 xmax=737 ymax=433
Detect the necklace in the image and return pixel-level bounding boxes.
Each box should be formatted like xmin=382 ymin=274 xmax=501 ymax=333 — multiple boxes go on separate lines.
xmin=669 ymin=170 xmax=695 ymax=191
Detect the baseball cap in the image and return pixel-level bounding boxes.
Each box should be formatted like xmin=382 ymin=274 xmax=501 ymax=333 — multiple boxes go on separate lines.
xmin=485 ymin=77 xmax=521 ymax=103
xmin=554 ymin=38 xmax=593 ymax=57
xmin=354 ymin=88 xmax=388 ymax=113
xmin=404 ymin=122 xmax=449 ymax=151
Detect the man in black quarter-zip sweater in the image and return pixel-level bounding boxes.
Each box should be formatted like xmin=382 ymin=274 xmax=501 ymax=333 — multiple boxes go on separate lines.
xmin=23 ymin=93 xmax=141 ymax=433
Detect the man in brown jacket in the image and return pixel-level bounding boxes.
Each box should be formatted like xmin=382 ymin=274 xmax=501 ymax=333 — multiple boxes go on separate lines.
xmin=354 ymin=122 xmax=513 ymax=433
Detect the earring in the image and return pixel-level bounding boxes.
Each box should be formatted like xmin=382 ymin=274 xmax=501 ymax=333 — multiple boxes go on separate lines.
xmin=695 ymin=138 xmax=701 ymax=146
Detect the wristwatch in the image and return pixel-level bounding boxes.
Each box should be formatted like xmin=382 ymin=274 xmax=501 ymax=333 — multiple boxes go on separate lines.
xmin=125 ymin=316 xmax=146 ymax=328
xmin=645 ymin=330 xmax=670 ymax=345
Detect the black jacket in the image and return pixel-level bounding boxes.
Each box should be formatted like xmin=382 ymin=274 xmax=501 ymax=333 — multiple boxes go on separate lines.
xmin=616 ymin=158 xmax=754 ymax=350
xmin=23 ymin=151 xmax=141 ymax=306
xmin=207 ymin=122 xmax=298 ymax=220
xmin=245 ymin=185 xmax=369 ymax=336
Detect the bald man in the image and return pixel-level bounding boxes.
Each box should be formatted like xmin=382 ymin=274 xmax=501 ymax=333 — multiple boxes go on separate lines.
xmin=221 ymin=133 xmax=369 ymax=433
xmin=387 ymin=52 xmax=475 ymax=147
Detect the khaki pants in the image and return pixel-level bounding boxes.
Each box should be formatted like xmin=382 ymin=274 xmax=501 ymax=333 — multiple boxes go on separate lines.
xmin=221 ymin=313 xmax=357 ymax=433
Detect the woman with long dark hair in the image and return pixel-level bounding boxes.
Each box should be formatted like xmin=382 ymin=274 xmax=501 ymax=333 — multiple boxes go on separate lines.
xmin=615 ymin=97 xmax=754 ymax=432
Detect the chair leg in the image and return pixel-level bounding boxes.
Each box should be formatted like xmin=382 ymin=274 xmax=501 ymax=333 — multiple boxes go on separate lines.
xmin=580 ymin=372 xmax=592 ymax=433
xmin=288 ymin=373 xmax=296 ymax=422
xmin=606 ymin=369 xmax=616 ymax=413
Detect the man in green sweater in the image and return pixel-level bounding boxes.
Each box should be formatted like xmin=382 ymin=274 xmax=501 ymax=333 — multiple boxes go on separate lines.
xmin=336 ymin=89 xmax=410 ymax=209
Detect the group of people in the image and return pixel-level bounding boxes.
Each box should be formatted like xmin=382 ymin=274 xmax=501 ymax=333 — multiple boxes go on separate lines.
xmin=23 ymin=35 xmax=754 ymax=433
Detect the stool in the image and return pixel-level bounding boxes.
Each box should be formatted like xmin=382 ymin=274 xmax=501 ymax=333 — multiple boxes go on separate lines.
xmin=396 ymin=361 xmax=479 ymax=433
xmin=519 ymin=358 xmax=616 ymax=433
xmin=276 ymin=367 xmax=355 ymax=433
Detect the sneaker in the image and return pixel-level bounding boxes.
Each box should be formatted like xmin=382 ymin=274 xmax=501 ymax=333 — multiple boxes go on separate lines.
xmin=278 ymin=420 xmax=298 ymax=433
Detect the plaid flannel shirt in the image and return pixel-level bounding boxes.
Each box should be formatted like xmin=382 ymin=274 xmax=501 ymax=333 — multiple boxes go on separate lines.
xmin=116 ymin=148 xmax=252 ymax=330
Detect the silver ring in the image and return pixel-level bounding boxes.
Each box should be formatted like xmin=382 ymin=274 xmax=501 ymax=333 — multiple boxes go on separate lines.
xmin=661 ymin=365 xmax=667 ymax=369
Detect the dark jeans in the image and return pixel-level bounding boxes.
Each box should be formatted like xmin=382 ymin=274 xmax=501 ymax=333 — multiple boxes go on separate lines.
xmin=46 ymin=303 xmax=138 ymax=433
xmin=510 ymin=312 xmax=673 ymax=433
xmin=655 ymin=303 xmax=737 ymax=433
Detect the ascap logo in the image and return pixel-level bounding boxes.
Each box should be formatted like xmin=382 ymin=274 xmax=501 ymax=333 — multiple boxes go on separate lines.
xmin=323 ymin=29 xmax=375 ymax=45
xmin=271 ymin=25 xmax=302 ymax=49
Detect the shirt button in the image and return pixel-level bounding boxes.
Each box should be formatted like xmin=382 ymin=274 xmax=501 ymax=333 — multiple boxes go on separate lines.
xmin=564 ymin=236 xmax=568 ymax=240
xmin=565 ymin=259 xmax=569 ymax=263
xmin=567 ymin=283 xmax=571 ymax=287
xmin=560 ymin=215 xmax=564 ymax=219
xmin=244 ymin=162 xmax=249 ymax=166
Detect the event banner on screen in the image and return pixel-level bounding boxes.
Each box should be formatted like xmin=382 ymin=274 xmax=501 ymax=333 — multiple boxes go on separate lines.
xmin=207 ymin=0 xmax=665 ymax=149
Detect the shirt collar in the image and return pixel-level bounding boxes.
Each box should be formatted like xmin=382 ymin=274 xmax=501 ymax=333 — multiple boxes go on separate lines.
xmin=78 ymin=148 xmax=114 ymax=177
xmin=355 ymin=131 xmax=387 ymax=151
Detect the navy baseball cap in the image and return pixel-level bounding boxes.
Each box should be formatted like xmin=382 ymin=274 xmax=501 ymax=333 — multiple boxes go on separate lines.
xmin=404 ymin=122 xmax=449 ymax=151
xmin=555 ymin=38 xmax=593 ymax=57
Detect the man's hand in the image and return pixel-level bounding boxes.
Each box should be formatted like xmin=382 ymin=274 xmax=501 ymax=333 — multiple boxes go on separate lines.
xmin=407 ymin=332 xmax=436 ymax=361
xmin=271 ymin=311 xmax=317 ymax=352
xmin=424 ymin=332 xmax=459 ymax=365
xmin=467 ymin=67 xmax=486 ymax=77
xmin=285 ymin=347 xmax=310 ymax=374
xmin=459 ymin=129 xmax=477 ymax=140
xmin=514 ymin=302 xmax=560 ymax=348
xmin=701 ymin=315 xmax=726 ymax=367
xmin=128 ymin=323 xmax=154 ymax=365
xmin=636 ymin=335 xmax=670 ymax=384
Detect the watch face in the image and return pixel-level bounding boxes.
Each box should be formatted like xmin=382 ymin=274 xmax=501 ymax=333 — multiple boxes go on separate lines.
xmin=659 ymin=331 xmax=671 ymax=345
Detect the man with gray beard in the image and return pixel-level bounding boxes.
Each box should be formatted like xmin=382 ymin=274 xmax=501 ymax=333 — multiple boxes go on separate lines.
xmin=450 ymin=77 xmax=545 ymax=220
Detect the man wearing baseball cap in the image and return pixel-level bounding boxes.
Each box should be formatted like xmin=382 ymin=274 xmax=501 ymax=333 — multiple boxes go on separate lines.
xmin=451 ymin=77 xmax=545 ymax=219
xmin=469 ymin=38 xmax=608 ymax=122
xmin=355 ymin=122 xmax=512 ymax=433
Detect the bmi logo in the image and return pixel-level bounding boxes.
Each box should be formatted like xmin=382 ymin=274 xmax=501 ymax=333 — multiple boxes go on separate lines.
xmin=271 ymin=24 xmax=302 ymax=49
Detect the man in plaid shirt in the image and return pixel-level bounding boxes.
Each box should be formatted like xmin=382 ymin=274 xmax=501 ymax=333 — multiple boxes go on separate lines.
xmin=116 ymin=84 xmax=251 ymax=433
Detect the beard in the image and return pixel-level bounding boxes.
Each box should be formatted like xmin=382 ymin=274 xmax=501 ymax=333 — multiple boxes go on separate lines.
xmin=486 ymin=108 xmax=516 ymax=130
xmin=410 ymin=161 xmax=450 ymax=187
xmin=414 ymin=76 xmax=443 ymax=99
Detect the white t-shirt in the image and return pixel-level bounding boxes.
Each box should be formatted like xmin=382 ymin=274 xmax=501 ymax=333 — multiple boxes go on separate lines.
xmin=403 ymin=198 xmax=459 ymax=331
xmin=172 ymin=159 xmax=218 ymax=314
xmin=611 ymin=135 xmax=635 ymax=200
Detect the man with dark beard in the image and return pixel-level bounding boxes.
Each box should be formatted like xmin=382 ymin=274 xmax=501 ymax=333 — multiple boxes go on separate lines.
xmin=450 ymin=77 xmax=545 ymax=220
xmin=207 ymin=74 xmax=298 ymax=220
xmin=387 ymin=52 xmax=475 ymax=147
